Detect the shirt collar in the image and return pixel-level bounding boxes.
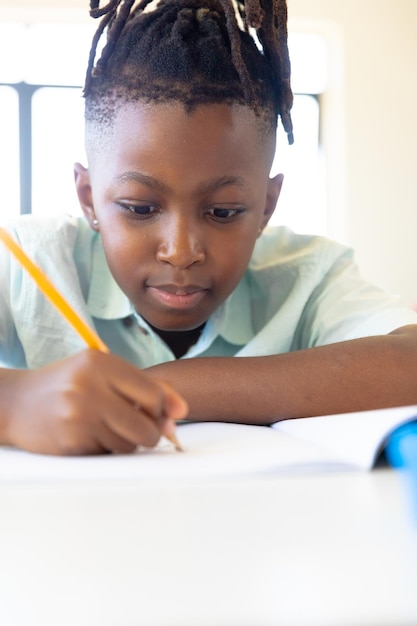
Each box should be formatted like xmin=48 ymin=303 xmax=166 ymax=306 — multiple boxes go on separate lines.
xmin=86 ymin=235 xmax=254 ymax=347
xmin=217 ymin=274 xmax=254 ymax=345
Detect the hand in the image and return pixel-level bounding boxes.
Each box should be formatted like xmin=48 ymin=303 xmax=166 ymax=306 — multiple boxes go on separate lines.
xmin=3 ymin=349 xmax=188 ymax=455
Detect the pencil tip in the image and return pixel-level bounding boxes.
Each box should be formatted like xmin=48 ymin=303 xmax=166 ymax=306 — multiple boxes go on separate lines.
xmin=165 ymin=432 xmax=184 ymax=452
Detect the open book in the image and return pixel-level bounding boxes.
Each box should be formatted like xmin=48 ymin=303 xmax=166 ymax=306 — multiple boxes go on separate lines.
xmin=0 ymin=404 xmax=416 ymax=484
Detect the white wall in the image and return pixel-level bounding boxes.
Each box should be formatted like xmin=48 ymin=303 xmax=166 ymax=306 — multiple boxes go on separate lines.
xmin=289 ymin=0 xmax=417 ymax=307
xmin=1 ymin=0 xmax=417 ymax=306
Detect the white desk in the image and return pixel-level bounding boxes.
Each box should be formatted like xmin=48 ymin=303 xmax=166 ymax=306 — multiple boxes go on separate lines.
xmin=0 ymin=468 xmax=416 ymax=626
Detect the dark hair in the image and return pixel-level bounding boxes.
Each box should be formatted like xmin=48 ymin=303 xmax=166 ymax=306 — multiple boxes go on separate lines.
xmin=84 ymin=0 xmax=294 ymax=144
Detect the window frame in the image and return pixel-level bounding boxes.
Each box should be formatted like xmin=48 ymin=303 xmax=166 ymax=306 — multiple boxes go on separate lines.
xmin=1 ymin=80 xmax=81 ymax=216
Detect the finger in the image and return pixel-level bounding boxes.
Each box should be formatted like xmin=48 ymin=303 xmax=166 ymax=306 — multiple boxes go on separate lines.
xmin=107 ymin=357 xmax=166 ymax=419
xmin=101 ymin=396 xmax=162 ymax=449
xmin=94 ymin=423 xmax=138 ymax=454
xmin=78 ymin=351 xmax=187 ymax=424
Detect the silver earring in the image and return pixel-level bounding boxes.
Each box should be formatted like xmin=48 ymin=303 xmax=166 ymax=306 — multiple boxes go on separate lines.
xmin=92 ymin=218 xmax=99 ymax=227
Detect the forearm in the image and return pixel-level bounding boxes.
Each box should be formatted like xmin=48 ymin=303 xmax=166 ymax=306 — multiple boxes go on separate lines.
xmin=146 ymin=325 xmax=417 ymax=424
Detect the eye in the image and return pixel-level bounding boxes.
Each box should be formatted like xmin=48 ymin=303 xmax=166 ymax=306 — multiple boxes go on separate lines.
xmin=119 ymin=203 xmax=158 ymax=218
xmin=207 ymin=207 xmax=245 ymax=221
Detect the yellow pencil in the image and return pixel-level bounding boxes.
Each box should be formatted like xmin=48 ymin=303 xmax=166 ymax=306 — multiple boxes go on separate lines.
xmin=0 ymin=226 xmax=183 ymax=452
xmin=0 ymin=227 xmax=109 ymax=353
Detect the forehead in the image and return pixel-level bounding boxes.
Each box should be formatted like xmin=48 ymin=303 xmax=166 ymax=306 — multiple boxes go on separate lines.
xmin=86 ymin=101 xmax=276 ymax=174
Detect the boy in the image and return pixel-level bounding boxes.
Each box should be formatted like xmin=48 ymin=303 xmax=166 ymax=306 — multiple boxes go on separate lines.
xmin=1 ymin=0 xmax=417 ymax=455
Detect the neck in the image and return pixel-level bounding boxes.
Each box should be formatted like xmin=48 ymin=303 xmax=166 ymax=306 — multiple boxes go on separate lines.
xmin=151 ymin=324 xmax=205 ymax=359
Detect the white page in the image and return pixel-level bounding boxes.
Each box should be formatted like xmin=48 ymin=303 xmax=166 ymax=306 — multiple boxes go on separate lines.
xmin=0 ymin=422 xmax=355 ymax=485
xmin=1 ymin=405 xmax=416 ymax=484
xmin=273 ymin=404 xmax=417 ymax=470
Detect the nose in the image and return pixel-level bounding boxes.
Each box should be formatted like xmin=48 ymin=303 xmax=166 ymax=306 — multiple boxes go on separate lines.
xmin=156 ymin=215 xmax=205 ymax=269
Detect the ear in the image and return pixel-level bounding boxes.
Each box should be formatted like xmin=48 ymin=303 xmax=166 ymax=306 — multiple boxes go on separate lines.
xmin=260 ymin=173 xmax=284 ymax=231
xmin=74 ymin=162 xmax=99 ymax=231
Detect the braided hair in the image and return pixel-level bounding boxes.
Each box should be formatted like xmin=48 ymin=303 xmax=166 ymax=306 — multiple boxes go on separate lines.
xmin=84 ymin=0 xmax=294 ymax=144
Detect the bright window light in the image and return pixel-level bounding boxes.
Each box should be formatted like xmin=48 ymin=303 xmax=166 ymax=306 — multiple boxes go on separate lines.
xmin=0 ymin=23 xmax=25 ymax=83
xmin=268 ymin=32 xmax=328 ymax=235
xmin=0 ymin=86 xmax=20 ymax=223
xmin=270 ymin=94 xmax=326 ymax=235
xmin=32 ymin=87 xmax=86 ymax=217
xmin=25 ymin=23 xmax=95 ymax=86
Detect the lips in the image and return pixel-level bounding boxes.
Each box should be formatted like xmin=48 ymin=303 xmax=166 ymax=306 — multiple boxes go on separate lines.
xmin=146 ymin=283 xmax=209 ymax=310
xmin=150 ymin=283 xmax=206 ymax=295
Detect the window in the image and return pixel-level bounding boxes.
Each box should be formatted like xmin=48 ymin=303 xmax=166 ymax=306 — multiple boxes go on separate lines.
xmin=32 ymin=87 xmax=85 ymax=218
xmin=0 ymin=85 xmax=20 ymax=220
xmin=270 ymin=93 xmax=325 ymax=234
xmin=0 ymin=21 xmax=327 ymax=234
xmin=0 ymin=21 xmax=92 ymax=223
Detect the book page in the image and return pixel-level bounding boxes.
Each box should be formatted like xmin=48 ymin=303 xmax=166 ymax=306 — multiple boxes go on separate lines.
xmin=0 ymin=422 xmax=354 ymax=485
xmin=1 ymin=405 xmax=416 ymax=484
xmin=273 ymin=404 xmax=417 ymax=470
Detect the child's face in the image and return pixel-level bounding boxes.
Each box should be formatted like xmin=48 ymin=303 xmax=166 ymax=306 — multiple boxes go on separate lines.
xmin=75 ymin=102 xmax=283 ymax=332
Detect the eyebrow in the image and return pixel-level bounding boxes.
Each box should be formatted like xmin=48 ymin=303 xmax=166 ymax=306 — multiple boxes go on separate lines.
xmin=114 ymin=171 xmax=169 ymax=193
xmin=196 ymin=175 xmax=248 ymax=195
xmin=113 ymin=171 xmax=248 ymax=195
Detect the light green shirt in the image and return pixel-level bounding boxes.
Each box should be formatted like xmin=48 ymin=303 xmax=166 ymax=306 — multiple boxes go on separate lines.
xmin=1 ymin=214 xmax=416 ymax=369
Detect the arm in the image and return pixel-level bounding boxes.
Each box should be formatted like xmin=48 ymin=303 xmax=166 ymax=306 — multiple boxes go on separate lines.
xmin=0 ymin=349 xmax=187 ymax=455
xmin=146 ymin=325 xmax=417 ymax=424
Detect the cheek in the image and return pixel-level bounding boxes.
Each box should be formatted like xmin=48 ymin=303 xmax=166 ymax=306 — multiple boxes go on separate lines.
xmin=99 ymin=227 xmax=145 ymax=285
xmin=216 ymin=232 xmax=257 ymax=286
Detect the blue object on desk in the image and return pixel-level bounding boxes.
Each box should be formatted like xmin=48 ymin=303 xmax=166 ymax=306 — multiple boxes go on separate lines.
xmin=385 ymin=420 xmax=417 ymax=521
xmin=385 ymin=421 xmax=417 ymax=470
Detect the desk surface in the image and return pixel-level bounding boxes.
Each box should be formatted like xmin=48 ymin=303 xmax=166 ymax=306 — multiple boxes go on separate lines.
xmin=0 ymin=468 xmax=416 ymax=626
